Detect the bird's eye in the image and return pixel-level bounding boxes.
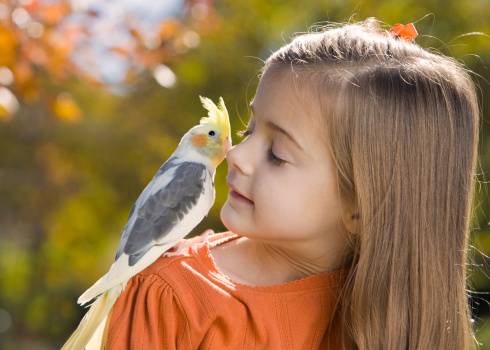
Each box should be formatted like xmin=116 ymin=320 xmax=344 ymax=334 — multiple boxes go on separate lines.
xmin=208 ymin=131 xmax=216 ymax=136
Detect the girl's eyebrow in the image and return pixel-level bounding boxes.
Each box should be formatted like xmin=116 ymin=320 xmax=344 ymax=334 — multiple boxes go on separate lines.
xmin=265 ymin=121 xmax=304 ymax=152
xmin=250 ymin=103 xmax=304 ymax=152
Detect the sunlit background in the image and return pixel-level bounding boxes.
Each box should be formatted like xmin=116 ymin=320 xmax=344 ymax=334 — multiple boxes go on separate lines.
xmin=0 ymin=0 xmax=489 ymax=348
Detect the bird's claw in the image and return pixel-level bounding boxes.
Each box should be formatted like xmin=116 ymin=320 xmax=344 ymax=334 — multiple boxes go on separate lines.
xmin=163 ymin=230 xmax=214 ymax=258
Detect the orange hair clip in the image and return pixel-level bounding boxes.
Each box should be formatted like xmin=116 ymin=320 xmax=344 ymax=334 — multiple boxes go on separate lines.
xmin=385 ymin=23 xmax=418 ymax=42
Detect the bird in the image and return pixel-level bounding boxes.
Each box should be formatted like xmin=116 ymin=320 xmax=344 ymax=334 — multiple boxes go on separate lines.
xmin=61 ymin=96 xmax=231 ymax=350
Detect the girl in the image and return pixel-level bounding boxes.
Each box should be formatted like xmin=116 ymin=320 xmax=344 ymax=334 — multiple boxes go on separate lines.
xmin=106 ymin=18 xmax=479 ymax=349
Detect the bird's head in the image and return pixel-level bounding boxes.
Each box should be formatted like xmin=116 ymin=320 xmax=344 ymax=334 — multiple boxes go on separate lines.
xmin=180 ymin=96 xmax=232 ymax=169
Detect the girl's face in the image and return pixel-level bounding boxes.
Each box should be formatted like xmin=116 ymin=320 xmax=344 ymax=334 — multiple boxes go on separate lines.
xmin=220 ymin=70 xmax=354 ymax=263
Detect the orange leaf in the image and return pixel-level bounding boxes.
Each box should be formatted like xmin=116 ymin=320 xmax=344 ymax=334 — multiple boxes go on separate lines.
xmin=137 ymin=50 xmax=167 ymax=67
xmin=21 ymin=41 xmax=47 ymax=66
xmin=53 ymin=93 xmax=82 ymax=122
xmin=110 ymin=46 xmax=130 ymax=55
xmin=41 ymin=3 xmax=71 ymax=26
xmin=158 ymin=18 xmax=182 ymax=41
xmin=86 ymin=10 xmax=99 ymax=18
xmin=24 ymin=0 xmax=42 ymax=15
xmin=129 ymin=29 xmax=143 ymax=41
xmin=11 ymin=62 xmax=33 ymax=86
xmin=0 ymin=28 xmax=17 ymax=67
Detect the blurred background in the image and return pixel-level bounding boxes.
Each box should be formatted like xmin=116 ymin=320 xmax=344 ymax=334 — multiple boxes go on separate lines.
xmin=0 ymin=0 xmax=489 ymax=348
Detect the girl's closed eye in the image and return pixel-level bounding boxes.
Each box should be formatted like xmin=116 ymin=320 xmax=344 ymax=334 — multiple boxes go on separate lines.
xmin=267 ymin=148 xmax=286 ymax=166
xmin=238 ymin=128 xmax=287 ymax=166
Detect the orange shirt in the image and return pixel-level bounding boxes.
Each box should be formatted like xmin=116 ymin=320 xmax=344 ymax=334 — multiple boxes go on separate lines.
xmin=107 ymin=232 xmax=346 ymax=349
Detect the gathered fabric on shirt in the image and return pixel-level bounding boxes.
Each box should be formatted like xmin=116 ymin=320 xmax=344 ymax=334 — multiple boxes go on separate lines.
xmin=106 ymin=232 xmax=347 ymax=350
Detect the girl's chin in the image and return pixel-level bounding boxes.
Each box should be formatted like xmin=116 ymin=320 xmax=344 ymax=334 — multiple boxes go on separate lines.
xmin=219 ymin=202 xmax=233 ymax=230
xmin=220 ymin=201 xmax=244 ymax=233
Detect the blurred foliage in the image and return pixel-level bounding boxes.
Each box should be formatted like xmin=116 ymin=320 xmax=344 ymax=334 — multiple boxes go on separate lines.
xmin=0 ymin=0 xmax=489 ymax=348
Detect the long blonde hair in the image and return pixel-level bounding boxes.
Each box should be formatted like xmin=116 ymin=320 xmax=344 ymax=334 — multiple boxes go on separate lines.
xmin=265 ymin=18 xmax=479 ymax=349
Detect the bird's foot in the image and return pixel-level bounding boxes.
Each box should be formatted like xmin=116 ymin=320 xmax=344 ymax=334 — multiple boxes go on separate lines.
xmin=163 ymin=230 xmax=214 ymax=258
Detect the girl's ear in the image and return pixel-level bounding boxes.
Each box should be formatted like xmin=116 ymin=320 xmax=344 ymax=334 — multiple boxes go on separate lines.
xmin=343 ymin=207 xmax=360 ymax=235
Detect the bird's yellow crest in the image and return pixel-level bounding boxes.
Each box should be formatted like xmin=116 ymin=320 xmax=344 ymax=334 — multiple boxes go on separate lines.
xmin=199 ymin=96 xmax=231 ymax=143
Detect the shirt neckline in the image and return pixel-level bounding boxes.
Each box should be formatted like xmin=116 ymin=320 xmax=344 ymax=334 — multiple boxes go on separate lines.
xmin=197 ymin=232 xmax=349 ymax=294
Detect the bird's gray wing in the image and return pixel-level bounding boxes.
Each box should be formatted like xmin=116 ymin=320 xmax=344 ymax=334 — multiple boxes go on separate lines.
xmin=115 ymin=161 xmax=208 ymax=266
xmin=114 ymin=157 xmax=178 ymax=247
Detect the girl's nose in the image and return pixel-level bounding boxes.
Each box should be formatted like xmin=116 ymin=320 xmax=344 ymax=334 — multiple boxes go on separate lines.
xmin=226 ymin=141 xmax=254 ymax=176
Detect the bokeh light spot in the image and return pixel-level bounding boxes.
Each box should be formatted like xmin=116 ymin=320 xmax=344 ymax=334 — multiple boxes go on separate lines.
xmin=0 ymin=309 xmax=12 ymax=333
xmin=153 ymin=64 xmax=176 ymax=88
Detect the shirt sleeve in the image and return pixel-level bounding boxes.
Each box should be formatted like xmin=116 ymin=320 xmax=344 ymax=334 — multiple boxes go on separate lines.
xmin=106 ymin=273 xmax=191 ymax=350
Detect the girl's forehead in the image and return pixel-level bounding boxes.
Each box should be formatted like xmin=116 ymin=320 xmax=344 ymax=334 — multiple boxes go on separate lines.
xmin=252 ymin=69 xmax=328 ymax=150
xmin=253 ymin=69 xmax=325 ymax=129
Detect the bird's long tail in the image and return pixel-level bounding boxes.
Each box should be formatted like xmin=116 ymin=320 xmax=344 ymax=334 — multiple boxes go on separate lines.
xmin=61 ymin=282 xmax=127 ymax=350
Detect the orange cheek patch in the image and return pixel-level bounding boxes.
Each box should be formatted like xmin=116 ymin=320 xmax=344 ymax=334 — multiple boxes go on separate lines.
xmin=191 ymin=134 xmax=208 ymax=148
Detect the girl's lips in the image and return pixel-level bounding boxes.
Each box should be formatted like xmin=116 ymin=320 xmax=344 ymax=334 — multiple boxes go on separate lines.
xmin=227 ymin=183 xmax=254 ymax=205
xmin=229 ymin=189 xmax=254 ymax=205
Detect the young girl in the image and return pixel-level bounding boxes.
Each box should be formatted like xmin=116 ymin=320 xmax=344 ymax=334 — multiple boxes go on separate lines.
xmin=105 ymin=18 xmax=479 ymax=349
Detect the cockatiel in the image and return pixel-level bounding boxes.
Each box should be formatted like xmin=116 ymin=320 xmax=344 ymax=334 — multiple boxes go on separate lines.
xmin=61 ymin=96 xmax=231 ymax=350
